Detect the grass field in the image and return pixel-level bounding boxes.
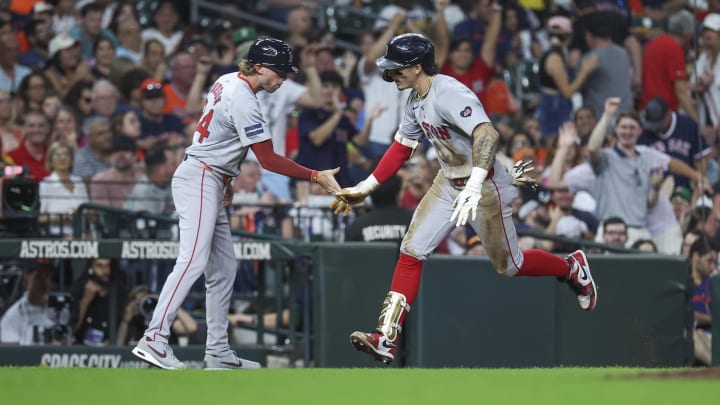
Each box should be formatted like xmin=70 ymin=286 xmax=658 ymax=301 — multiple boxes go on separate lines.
xmin=1 ymin=367 xmax=717 ymax=405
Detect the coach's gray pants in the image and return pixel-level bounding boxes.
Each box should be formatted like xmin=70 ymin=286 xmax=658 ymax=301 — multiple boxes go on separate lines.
xmin=144 ymin=158 xmax=236 ymax=355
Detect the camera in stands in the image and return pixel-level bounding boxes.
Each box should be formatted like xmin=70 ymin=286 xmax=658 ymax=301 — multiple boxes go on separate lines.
xmin=46 ymin=292 xmax=73 ymax=343
xmin=138 ymin=294 xmax=159 ymax=322
xmin=0 ymin=164 xmax=39 ymax=219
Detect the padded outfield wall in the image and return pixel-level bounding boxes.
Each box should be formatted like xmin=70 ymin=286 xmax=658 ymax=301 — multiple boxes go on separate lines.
xmin=312 ymin=243 xmax=695 ymax=368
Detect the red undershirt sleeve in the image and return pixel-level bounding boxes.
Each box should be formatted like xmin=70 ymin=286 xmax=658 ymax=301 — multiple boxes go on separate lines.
xmin=372 ymin=141 xmax=414 ymax=183
xmin=250 ymin=140 xmax=314 ymax=181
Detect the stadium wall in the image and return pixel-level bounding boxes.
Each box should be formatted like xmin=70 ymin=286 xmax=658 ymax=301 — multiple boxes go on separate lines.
xmin=313 ymin=244 xmax=695 ymax=368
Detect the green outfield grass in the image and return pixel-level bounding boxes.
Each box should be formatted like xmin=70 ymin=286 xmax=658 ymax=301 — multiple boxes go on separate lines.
xmin=0 ymin=367 xmax=716 ymax=405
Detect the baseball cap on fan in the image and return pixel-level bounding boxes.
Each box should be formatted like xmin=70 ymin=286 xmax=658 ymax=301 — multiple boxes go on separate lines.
xmin=235 ymin=40 xmax=255 ymax=65
xmin=32 ymin=2 xmax=54 ymax=15
xmin=48 ymin=32 xmax=80 ymax=58
xmin=703 ymin=13 xmax=720 ymax=31
xmin=22 ymin=258 xmax=54 ymax=274
xmin=547 ymin=16 xmax=572 ymax=35
xmin=140 ymin=78 xmax=164 ymax=99
xmin=518 ymin=200 xmax=540 ymax=221
xmin=671 ymin=186 xmax=691 ymax=204
xmin=641 ymin=97 xmax=669 ymax=133
xmin=233 ymin=27 xmax=257 ymax=45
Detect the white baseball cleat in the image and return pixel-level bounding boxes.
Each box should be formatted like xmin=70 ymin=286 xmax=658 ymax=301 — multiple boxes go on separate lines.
xmin=132 ymin=336 xmax=187 ymax=370
xmin=565 ymin=250 xmax=598 ymax=311
xmin=204 ymin=350 xmax=261 ymax=370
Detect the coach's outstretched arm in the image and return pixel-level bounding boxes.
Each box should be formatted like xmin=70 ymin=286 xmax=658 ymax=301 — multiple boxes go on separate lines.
xmin=250 ymin=140 xmax=341 ymax=194
xmin=331 ymin=133 xmax=418 ymax=216
xmin=449 ymin=122 xmax=499 ymax=227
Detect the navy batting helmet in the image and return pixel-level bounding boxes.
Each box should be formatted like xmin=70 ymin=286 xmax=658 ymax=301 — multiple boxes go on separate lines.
xmin=377 ymin=33 xmax=438 ymax=82
xmin=247 ymin=38 xmax=299 ymax=74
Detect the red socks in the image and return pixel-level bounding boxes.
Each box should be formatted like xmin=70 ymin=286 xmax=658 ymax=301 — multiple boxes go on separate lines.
xmin=390 ymin=253 xmax=424 ymax=306
xmin=515 ymin=249 xmax=570 ymax=278
xmin=389 ymin=250 xmax=570 ymax=299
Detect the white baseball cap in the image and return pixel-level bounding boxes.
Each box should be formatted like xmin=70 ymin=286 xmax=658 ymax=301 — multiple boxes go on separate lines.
xmin=49 ymin=33 xmax=80 ymax=58
xmin=32 ymin=2 xmax=54 ymax=14
xmin=571 ymin=191 xmax=596 ymax=213
xmin=518 ymin=200 xmax=540 ymax=221
xmin=556 ymin=216 xmax=588 ymax=239
xmin=703 ymin=13 xmax=720 ymax=31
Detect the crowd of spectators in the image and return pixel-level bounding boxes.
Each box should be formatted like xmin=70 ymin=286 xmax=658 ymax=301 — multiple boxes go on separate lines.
xmin=0 ymin=0 xmax=718 ymax=359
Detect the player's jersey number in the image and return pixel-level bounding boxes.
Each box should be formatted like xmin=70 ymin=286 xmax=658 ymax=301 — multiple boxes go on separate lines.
xmin=195 ymin=109 xmax=214 ymax=143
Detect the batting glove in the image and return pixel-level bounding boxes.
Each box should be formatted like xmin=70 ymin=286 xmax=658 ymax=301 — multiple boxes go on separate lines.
xmin=511 ymin=160 xmax=538 ymax=191
xmin=450 ymin=167 xmax=488 ymax=227
xmin=330 ymin=175 xmax=379 ymax=216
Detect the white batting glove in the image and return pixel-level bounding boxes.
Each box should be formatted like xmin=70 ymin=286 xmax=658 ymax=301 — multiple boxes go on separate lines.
xmin=450 ymin=167 xmax=488 ymax=227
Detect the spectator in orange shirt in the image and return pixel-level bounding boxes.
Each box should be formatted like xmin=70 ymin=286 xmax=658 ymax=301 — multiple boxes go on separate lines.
xmin=162 ymin=51 xmax=195 ymax=121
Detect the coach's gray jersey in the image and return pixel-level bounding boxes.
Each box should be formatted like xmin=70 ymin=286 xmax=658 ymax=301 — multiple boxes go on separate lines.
xmin=399 ymin=74 xmax=491 ymax=179
xmin=185 ymin=73 xmax=272 ymax=177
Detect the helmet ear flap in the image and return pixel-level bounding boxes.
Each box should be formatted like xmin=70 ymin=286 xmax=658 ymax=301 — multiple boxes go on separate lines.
xmin=382 ymin=70 xmax=394 ymax=82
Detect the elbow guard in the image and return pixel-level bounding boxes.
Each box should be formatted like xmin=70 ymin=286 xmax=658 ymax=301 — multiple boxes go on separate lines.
xmin=394 ymin=132 xmax=419 ymax=152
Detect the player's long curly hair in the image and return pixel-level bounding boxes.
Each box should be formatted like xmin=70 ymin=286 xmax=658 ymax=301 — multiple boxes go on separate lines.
xmin=238 ymin=59 xmax=257 ymax=76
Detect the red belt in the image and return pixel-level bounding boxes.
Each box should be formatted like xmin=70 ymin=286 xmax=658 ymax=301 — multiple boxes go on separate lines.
xmin=184 ymin=154 xmax=232 ymax=185
xmin=450 ymin=167 xmax=494 ymax=187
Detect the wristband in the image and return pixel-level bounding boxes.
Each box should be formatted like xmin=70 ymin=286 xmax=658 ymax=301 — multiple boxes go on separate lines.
xmin=310 ymin=170 xmax=318 ymax=183
xmin=467 ymin=167 xmax=489 ymax=189
xmin=358 ymin=174 xmax=380 ymax=194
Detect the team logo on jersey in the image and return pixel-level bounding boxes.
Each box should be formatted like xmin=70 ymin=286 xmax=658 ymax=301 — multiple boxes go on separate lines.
xmin=460 ymin=106 xmax=472 ymax=118
xmin=244 ymin=123 xmax=264 ymax=138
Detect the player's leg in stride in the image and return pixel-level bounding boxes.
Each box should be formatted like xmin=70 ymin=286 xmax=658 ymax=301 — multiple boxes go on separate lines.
xmin=350 ymin=291 xmax=410 ymax=364
xmin=474 ymin=168 xmax=597 ymax=312
xmin=563 ymin=250 xmax=597 ymax=311
xmin=349 ymin=175 xmax=466 ymax=364
xmin=498 ymin=248 xmax=598 ymax=312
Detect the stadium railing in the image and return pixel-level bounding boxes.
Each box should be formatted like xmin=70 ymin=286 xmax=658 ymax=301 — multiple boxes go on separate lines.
xmin=188 ymin=0 xmax=368 ymax=52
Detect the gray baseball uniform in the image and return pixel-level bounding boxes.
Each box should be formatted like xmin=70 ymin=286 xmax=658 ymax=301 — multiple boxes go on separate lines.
xmin=144 ymin=72 xmax=271 ymax=355
xmin=398 ymin=74 xmax=523 ymax=275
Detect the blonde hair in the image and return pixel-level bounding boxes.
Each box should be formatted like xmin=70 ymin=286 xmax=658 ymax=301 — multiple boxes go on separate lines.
xmin=45 ymin=141 xmax=74 ymax=173
xmin=238 ymin=59 xmax=258 ymax=76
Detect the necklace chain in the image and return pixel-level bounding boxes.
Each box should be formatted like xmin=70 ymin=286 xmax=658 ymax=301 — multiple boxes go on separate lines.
xmin=414 ymin=76 xmax=434 ymax=102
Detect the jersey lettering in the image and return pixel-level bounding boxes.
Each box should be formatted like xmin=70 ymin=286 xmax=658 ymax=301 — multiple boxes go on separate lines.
xmin=196 ymin=109 xmax=214 ymax=143
xmin=667 ymin=138 xmax=691 ymax=156
xmin=209 ymin=82 xmax=223 ymax=105
xmin=421 ymin=122 xmax=451 ymax=140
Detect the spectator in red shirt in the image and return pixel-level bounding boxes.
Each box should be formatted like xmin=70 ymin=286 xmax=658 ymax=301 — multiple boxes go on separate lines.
xmin=437 ymin=0 xmax=501 ymax=107
xmin=640 ymin=10 xmax=699 ymax=123
xmin=7 ymin=109 xmax=51 ymax=180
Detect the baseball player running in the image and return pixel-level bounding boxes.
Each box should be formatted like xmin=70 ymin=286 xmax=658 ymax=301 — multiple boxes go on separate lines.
xmin=132 ymin=38 xmax=341 ymax=370
xmin=331 ymin=34 xmax=598 ymax=364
